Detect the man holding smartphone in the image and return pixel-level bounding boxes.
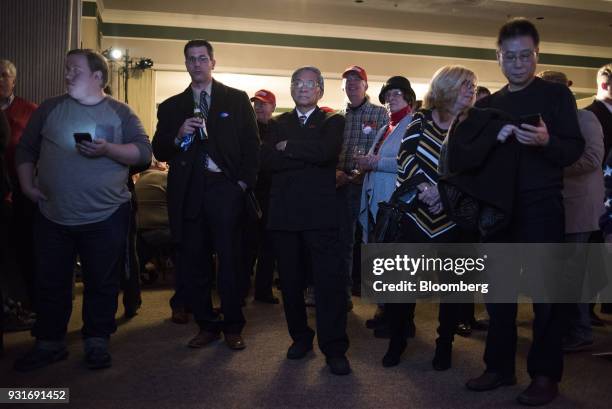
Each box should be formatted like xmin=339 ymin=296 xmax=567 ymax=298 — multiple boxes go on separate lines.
xmin=465 ymin=18 xmax=584 ymax=406
xmin=14 ymin=49 xmax=151 ymax=372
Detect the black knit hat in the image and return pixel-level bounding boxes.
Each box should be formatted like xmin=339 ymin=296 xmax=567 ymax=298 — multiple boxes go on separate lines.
xmin=379 ymin=76 xmax=416 ymax=105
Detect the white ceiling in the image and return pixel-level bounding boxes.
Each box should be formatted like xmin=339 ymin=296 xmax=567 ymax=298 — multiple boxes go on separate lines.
xmin=101 ymin=0 xmax=612 ymax=47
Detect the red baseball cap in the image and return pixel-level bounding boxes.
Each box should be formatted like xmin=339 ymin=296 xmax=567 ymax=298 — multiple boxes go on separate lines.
xmin=342 ymin=65 xmax=367 ymax=82
xmin=250 ymin=89 xmax=276 ymax=105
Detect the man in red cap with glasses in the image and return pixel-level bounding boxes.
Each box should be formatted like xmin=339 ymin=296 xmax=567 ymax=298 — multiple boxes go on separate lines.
xmin=336 ymin=65 xmax=387 ymax=308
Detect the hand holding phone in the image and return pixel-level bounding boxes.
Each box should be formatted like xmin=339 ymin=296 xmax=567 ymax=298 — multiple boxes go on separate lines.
xmin=74 ymin=132 xmax=93 ymax=144
xmin=518 ymin=114 xmax=542 ymax=127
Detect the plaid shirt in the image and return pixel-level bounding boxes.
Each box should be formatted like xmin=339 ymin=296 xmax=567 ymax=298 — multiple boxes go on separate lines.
xmin=337 ymin=98 xmax=388 ymax=173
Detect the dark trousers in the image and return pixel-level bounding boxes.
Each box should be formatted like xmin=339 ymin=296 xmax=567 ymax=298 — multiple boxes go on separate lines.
xmin=32 ymin=203 xmax=130 ymax=340
xmin=9 ymin=190 xmax=37 ymax=310
xmin=254 ymin=229 xmax=276 ymax=299
xmin=336 ymin=183 xmax=362 ymax=292
xmin=120 ymin=207 xmax=141 ymax=311
xmin=274 ymin=229 xmax=349 ymax=357
xmin=484 ymin=194 xmax=568 ymax=381
xmin=484 ymin=303 xmax=571 ymax=381
xmin=179 ymin=173 xmax=245 ymax=334
xmin=386 ymin=302 xmax=460 ymax=342
xmin=241 ymin=213 xmax=276 ymax=300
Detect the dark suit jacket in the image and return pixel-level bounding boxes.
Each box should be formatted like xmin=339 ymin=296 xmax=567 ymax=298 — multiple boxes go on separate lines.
xmin=585 ymin=99 xmax=612 ymax=162
xmin=152 ymin=79 xmax=259 ymax=241
xmin=261 ymin=107 xmax=344 ymax=231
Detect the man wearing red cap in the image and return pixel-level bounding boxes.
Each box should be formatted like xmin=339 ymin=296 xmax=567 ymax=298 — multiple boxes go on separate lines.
xmin=247 ymin=89 xmax=279 ymax=304
xmin=337 ymin=65 xmax=388 ymax=305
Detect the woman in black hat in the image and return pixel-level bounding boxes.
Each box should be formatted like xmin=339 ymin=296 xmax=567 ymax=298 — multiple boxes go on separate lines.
xmin=356 ymin=76 xmax=416 ymax=334
xmin=382 ymin=65 xmax=478 ymax=370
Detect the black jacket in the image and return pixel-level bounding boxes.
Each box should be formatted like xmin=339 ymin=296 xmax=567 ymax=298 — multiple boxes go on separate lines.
xmin=439 ymin=108 xmax=520 ymax=237
xmin=152 ymin=79 xmax=259 ymax=240
xmin=261 ymin=107 xmax=344 ymax=231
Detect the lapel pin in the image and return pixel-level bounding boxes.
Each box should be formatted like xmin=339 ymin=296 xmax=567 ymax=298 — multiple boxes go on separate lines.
xmin=220 ymin=112 xmax=229 ymax=118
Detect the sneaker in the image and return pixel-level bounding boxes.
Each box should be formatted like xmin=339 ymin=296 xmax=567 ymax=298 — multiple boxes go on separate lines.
xmin=326 ymin=355 xmax=351 ymax=375
xmin=14 ymin=347 xmax=68 ymax=372
xmin=85 ymin=347 xmax=112 ymax=370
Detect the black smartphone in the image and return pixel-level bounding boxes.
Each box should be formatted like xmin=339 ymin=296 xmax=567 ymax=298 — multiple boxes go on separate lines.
xmin=519 ymin=114 xmax=541 ymax=127
xmin=73 ymin=132 xmax=92 ymax=144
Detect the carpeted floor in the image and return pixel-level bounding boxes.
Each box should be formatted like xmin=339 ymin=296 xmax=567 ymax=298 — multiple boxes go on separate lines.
xmin=2 ymin=281 xmax=612 ymax=409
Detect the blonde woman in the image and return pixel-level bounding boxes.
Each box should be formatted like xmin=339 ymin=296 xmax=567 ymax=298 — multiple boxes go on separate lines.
xmin=383 ymin=65 xmax=478 ymax=370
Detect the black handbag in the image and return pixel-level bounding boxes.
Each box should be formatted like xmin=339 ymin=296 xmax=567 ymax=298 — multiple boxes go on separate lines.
xmin=371 ymin=175 xmax=424 ymax=243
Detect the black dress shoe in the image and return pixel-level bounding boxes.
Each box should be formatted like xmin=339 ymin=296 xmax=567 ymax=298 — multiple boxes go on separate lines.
xmin=456 ymin=323 xmax=472 ymax=337
xmin=466 ymin=371 xmax=517 ymax=391
xmin=14 ymin=347 xmax=68 ymax=372
xmin=254 ymin=295 xmax=280 ymax=304
xmin=225 ymin=334 xmax=246 ymax=350
xmin=85 ymin=347 xmax=112 ymax=370
xmin=287 ymin=341 xmax=313 ymax=359
xmin=326 ymin=355 xmax=351 ymax=375
xmin=382 ymin=337 xmax=407 ymax=367
xmin=432 ymin=339 xmax=452 ymax=371
xmin=516 ymin=376 xmax=559 ymax=406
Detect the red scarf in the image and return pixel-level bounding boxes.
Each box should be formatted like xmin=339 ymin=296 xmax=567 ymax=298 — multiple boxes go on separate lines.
xmin=374 ymin=105 xmax=412 ymax=155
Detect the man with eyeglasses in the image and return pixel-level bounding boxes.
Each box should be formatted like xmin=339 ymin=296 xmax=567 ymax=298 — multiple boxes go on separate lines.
xmin=464 ymin=19 xmax=584 ymax=406
xmin=261 ymin=66 xmax=350 ymax=375
xmin=152 ymin=39 xmax=259 ymax=351
xmin=336 ymin=65 xmax=388 ymax=307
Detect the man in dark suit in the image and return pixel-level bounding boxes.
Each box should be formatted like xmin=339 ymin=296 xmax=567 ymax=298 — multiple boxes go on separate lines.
xmin=585 ymin=63 xmax=612 ymax=163
xmin=152 ymin=39 xmax=259 ymax=351
xmin=261 ymin=66 xmax=350 ymax=375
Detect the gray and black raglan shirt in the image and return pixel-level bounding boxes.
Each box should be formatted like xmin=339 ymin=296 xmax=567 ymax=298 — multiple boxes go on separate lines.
xmin=16 ymin=94 xmax=152 ymax=226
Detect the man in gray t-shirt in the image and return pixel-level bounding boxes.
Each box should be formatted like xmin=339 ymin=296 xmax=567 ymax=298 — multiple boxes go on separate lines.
xmin=13 ymin=49 xmax=152 ymax=372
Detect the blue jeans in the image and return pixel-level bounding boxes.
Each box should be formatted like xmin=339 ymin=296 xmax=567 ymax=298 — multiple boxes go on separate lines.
xmin=32 ymin=203 xmax=130 ymax=341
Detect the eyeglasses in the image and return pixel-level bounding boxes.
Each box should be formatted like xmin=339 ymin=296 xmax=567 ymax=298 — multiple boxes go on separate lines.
xmin=500 ymin=50 xmax=536 ymax=64
xmin=461 ymin=80 xmax=477 ymax=94
xmin=186 ymin=56 xmax=210 ymax=65
xmin=384 ymin=90 xmax=404 ymax=102
xmin=291 ymin=79 xmax=318 ymax=90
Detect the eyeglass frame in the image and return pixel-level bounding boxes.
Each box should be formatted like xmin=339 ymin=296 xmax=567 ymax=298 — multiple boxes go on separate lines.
xmin=498 ymin=49 xmax=537 ymax=64
xmin=291 ymin=79 xmax=319 ymax=90
xmin=384 ymin=89 xmax=404 ymax=102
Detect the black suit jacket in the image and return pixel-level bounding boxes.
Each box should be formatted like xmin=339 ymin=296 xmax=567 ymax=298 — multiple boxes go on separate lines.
xmin=261 ymin=107 xmax=344 ymax=231
xmin=585 ymin=99 xmax=612 ymax=161
xmin=152 ymin=79 xmax=259 ymax=240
